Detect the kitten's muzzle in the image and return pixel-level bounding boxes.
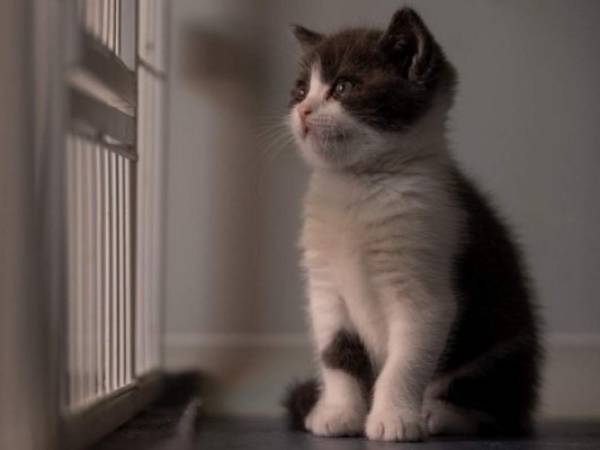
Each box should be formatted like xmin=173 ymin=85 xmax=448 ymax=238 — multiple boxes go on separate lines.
xmin=308 ymin=122 xmax=351 ymax=144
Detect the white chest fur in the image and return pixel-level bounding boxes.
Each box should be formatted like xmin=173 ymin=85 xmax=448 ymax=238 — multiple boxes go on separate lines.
xmin=302 ymin=173 xmax=361 ymax=260
xmin=300 ymin=165 xmax=462 ymax=363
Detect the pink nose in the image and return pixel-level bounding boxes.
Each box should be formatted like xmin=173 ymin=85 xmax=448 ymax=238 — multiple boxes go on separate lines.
xmin=298 ymin=105 xmax=312 ymax=128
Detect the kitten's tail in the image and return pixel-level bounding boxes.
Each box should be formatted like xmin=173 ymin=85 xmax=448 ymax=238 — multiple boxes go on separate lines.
xmin=282 ymin=378 xmax=319 ymax=430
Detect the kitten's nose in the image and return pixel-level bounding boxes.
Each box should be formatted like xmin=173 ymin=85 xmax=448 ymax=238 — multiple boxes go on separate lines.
xmin=298 ymin=105 xmax=313 ymax=137
xmin=298 ymin=105 xmax=312 ymax=127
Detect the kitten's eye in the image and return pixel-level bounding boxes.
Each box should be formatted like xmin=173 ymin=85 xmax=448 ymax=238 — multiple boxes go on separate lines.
xmin=332 ymin=79 xmax=354 ymax=98
xmin=292 ymin=84 xmax=307 ymax=102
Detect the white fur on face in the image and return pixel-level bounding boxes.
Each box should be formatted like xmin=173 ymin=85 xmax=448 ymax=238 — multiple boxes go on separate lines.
xmin=289 ymin=65 xmax=378 ymax=170
xmin=288 ymin=64 xmax=450 ymax=172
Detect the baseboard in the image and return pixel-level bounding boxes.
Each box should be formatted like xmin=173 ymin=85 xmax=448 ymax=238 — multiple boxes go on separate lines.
xmin=539 ymin=333 xmax=600 ymax=419
xmin=165 ymin=332 xmax=312 ymax=417
xmin=165 ymin=332 xmax=600 ymax=419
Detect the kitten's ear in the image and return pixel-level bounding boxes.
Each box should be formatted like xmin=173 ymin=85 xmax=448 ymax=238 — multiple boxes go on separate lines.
xmin=379 ymin=8 xmax=436 ymax=83
xmin=291 ymin=24 xmax=323 ymax=51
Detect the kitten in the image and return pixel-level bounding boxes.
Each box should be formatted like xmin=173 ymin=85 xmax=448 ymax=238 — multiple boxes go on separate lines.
xmin=283 ymin=7 xmax=541 ymax=442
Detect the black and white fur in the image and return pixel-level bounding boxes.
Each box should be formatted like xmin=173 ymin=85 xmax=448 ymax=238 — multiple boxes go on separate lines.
xmin=283 ymin=7 xmax=541 ymax=442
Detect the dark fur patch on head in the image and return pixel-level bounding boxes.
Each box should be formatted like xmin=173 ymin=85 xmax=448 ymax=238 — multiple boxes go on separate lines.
xmin=322 ymin=329 xmax=374 ymax=393
xmin=292 ymin=24 xmax=324 ymax=51
xmin=290 ymin=7 xmax=457 ymax=131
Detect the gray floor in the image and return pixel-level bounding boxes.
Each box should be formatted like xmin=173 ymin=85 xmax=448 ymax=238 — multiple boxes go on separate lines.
xmin=94 ymin=402 xmax=600 ymax=450
xmin=194 ymin=418 xmax=600 ymax=450
xmin=91 ymin=373 xmax=600 ymax=449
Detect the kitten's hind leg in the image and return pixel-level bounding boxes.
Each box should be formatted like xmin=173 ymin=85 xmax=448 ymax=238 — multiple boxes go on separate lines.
xmin=422 ymin=377 xmax=494 ymax=435
xmin=423 ymin=336 xmax=540 ymax=436
xmin=422 ymin=398 xmax=489 ymax=436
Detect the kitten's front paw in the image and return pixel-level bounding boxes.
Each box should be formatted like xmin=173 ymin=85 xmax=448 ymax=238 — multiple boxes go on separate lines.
xmin=305 ymin=401 xmax=365 ymax=437
xmin=365 ymin=406 xmax=424 ymax=442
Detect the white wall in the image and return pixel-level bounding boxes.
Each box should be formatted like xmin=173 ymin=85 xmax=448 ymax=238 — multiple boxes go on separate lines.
xmin=165 ymin=0 xmax=600 ymax=417
xmin=0 ymin=1 xmax=55 ymax=447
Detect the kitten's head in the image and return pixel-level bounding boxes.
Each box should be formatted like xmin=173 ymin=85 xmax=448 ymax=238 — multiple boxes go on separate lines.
xmin=288 ymin=8 xmax=457 ymax=172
